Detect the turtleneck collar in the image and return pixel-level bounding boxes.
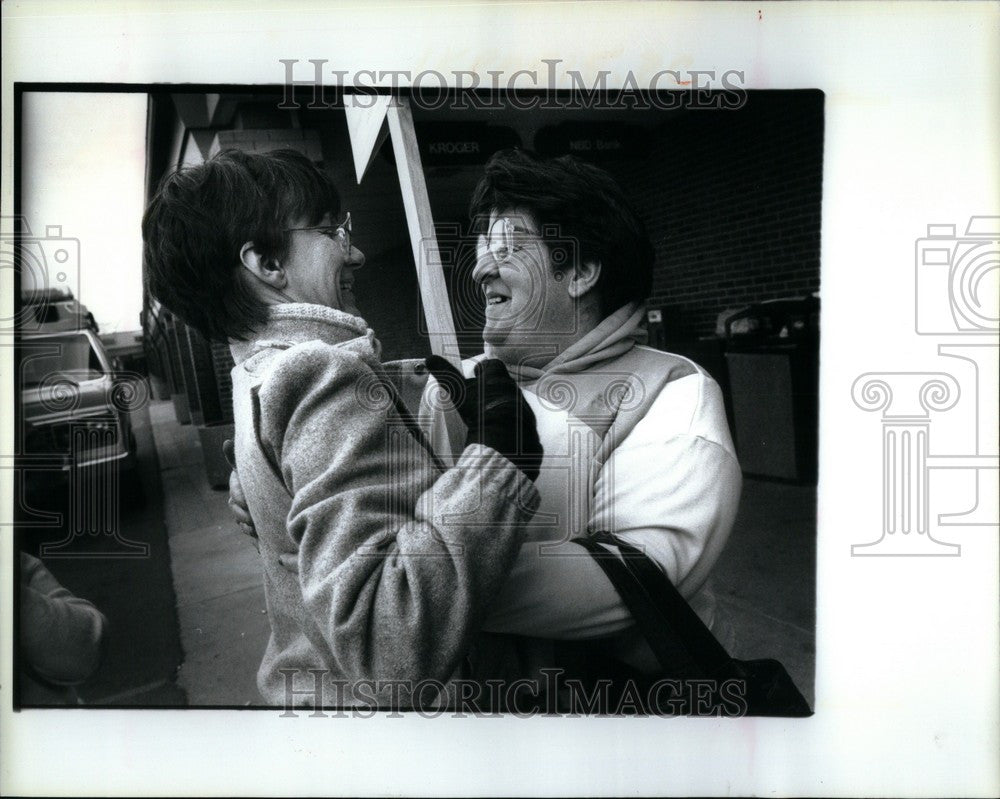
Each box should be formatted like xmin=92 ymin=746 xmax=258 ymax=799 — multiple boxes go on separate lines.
xmin=229 ymin=303 xmax=380 ymax=364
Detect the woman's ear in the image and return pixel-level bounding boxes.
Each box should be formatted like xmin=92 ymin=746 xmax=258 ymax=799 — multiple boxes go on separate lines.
xmin=239 ymin=242 xmax=287 ymax=290
xmin=567 ymin=258 xmax=601 ymax=299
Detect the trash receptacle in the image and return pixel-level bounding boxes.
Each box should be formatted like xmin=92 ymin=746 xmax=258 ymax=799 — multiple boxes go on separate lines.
xmin=722 ymin=296 xmax=819 ymax=483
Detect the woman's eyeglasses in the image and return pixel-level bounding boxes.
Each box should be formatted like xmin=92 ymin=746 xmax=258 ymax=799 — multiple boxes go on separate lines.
xmin=284 ymin=211 xmax=352 ymax=251
xmin=479 ymin=217 xmax=542 ymax=264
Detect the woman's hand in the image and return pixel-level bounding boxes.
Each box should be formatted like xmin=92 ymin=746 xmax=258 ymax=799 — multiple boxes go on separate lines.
xmin=223 ymin=439 xmax=257 ymax=541
xmin=424 ymin=356 xmax=543 ymax=482
xmin=223 ymin=440 xmax=299 ymax=573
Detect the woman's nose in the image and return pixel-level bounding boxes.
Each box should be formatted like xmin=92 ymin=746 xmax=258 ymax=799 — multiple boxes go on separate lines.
xmin=471 ymin=235 xmax=498 ymax=284
xmin=348 ymin=245 xmax=366 ymax=269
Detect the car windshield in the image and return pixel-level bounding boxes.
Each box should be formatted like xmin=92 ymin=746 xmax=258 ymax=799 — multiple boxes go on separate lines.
xmin=21 ymin=335 xmax=106 ymax=388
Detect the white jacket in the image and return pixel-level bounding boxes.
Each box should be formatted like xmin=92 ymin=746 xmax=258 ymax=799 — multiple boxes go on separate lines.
xmin=421 ymin=340 xmax=741 ymax=643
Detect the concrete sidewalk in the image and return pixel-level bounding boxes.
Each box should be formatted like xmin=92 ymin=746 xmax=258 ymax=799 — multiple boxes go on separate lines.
xmin=148 ymin=400 xmax=269 ymax=706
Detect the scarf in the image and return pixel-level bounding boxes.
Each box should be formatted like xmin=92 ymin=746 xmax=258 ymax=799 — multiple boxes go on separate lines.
xmin=509 ymin=302 xmax=648 ymax=383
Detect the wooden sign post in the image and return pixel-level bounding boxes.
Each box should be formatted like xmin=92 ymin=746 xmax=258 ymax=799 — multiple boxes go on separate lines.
xmin=344 ymin=94 xmax=462 ymax=368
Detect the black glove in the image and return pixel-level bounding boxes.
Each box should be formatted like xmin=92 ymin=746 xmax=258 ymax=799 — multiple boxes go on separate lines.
xmin=425 ymin=355 xmax=543 ymax=483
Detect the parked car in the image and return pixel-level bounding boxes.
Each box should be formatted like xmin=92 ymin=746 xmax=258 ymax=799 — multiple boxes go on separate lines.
xmin=21 ymin=288 xmax=99 ymax=335
xmin=20 ymin=329 xmax=138 ymax=495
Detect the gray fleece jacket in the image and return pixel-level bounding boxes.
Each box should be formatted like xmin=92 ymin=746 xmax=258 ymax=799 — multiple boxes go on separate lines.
xmin=229 ymin=303 xmax=538 ymax=708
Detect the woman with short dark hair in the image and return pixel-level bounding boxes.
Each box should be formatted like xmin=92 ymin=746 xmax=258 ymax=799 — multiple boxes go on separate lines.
xmin=468 ymin=147 xmax=655 ymax=318
xmin=143 ymin=148 xmax=542 ymax=708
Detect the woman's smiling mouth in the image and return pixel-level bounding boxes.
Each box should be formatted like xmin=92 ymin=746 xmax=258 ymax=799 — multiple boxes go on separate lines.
xmin=484 ymin=286 xmax=510 ymax=307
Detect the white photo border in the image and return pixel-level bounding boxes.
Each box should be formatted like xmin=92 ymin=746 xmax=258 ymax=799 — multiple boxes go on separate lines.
xmin=2 ymin=1 xmax=998 ymax=796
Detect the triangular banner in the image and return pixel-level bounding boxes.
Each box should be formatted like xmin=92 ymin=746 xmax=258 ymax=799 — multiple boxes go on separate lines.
xmin=343 ymin=94 xmax=392 ymax=184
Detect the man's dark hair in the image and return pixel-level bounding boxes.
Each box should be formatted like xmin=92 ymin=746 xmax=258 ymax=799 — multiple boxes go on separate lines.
xmin=142 ymin=148 xmax=340 ymax=341
xmin=468 ymin=149 xmax=654 ymax=317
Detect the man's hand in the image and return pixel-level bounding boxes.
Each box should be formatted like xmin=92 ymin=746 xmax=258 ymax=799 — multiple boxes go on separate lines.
xmin=223 ymin=440 xmax=257 ymax=542
xmin=424 ymin=356 xmax=543 ymax=482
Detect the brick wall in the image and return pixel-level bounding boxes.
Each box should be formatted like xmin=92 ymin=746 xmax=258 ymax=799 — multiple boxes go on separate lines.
xmin=610 ymin=90 xmax=824 ymax=341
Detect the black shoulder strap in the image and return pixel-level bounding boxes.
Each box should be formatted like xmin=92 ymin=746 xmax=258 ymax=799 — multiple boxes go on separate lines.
xmin=574 ymin=533 xmax=736 ymax=680
xmin=607 ymin=533 xmax=734 ymax=674
xmin=576 ymin=532 xmax=813 ymax=717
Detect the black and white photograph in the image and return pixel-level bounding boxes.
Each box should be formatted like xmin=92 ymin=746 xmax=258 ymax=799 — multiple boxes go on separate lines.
xmin=1 ymin=2 xmax=997 ymax=797
xmin=12 ymin=84 xmax=821 ymax=716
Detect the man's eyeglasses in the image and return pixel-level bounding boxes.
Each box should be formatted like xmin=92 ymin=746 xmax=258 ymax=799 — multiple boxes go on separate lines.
xmin=284 ymin=212 xmax=352 ymax=251
xmin=479 ymin=217 xmax=542 ymax=264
